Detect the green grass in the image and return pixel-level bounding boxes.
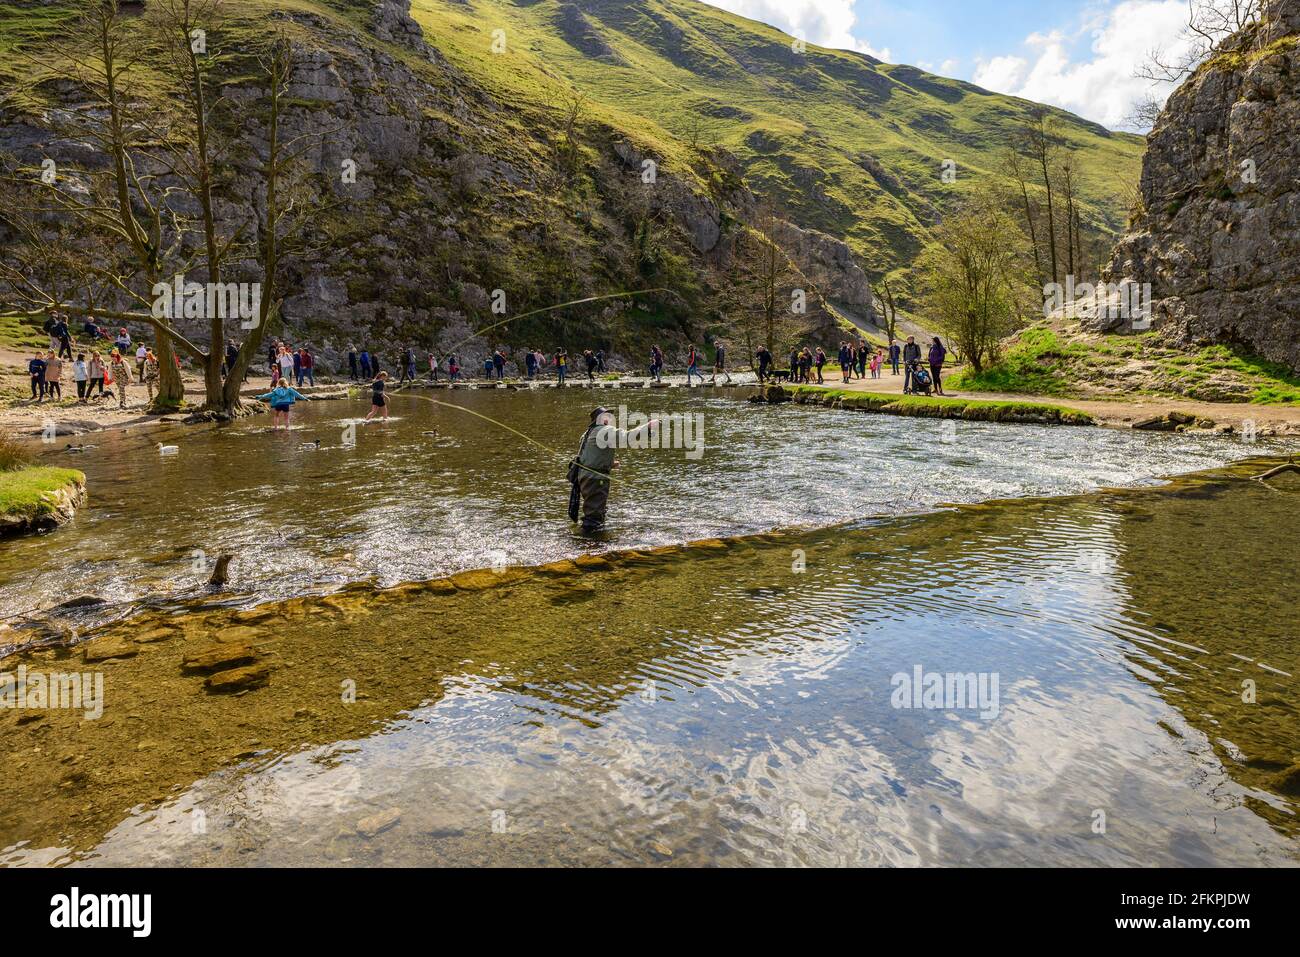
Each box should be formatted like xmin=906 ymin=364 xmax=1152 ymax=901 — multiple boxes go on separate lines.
xmin=783 ymin=384 xmax=1094 ymax=425
xmin=948 ymin=328 xmax=1082 ymax=396
xmin=721 ymin=314 xmax=1295 ymax=409
xmin=0 ymin=314 xmax=45 ymax=352
xmin=1193 ymin=344 xmax=1300 ymax=404
xmin=952 ymin=326 xmax=1300 ymax=405
xmin=0 ymin=465 xmax=84 ymax=522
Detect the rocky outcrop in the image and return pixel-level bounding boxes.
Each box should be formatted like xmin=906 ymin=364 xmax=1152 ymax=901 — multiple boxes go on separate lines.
xmin=769 ymin=219 xmax=876 ymax=320
xmin=1107 ymin=0 xmax=1300 ymax=371
xmin=370 ymin=0 xmax=436 ymax=60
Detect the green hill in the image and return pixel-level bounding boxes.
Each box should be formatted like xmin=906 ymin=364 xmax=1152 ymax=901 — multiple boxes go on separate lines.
xmin=408 ymin=0 xmax=1143 ymax=284
xmin=0 ymin=0 xmax=1143 ymax=365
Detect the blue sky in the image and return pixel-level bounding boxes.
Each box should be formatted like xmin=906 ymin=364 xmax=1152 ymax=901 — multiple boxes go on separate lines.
xmin=702 ymin=0 xmax=1195 ymax=129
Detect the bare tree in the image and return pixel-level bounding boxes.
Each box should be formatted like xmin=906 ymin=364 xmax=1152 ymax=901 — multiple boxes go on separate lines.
xmin=871 ymin=278 xmax=900 ymax=343
xmin=1001 ymin=146 xmax=1044 ymax=286
xmin=724 ymin=200 xmax=803 ymax=360
xmin=1121 ymin=92 xmax=1167 ymax=133
xmin=0 ymin=2 xmax=322 ymax=415
xmin=1139 ymin=0 xmax=1263 ymax=83
xmin=1021 ymin=108 xmax=1061 ymax=289
xmin=1056 ymin=155 xmax=1080 ymax=282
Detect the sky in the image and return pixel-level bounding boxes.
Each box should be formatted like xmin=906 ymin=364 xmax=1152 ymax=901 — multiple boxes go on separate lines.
xmin=701 ymin=0 xmax=1198 ymax=130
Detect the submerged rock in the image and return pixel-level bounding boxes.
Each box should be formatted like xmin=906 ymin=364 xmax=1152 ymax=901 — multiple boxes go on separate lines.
xmin=82 ymin=639 xmax=139 ymax=663
xmin=203 ymin=663 xmax=271 ymax=694
xmin=356 ymin=807 xmax=402 ymax=838
xmin=181 ymin=631 xmax=262 ymax=675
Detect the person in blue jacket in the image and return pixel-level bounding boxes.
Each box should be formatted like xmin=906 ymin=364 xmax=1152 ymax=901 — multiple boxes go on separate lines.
xmin=257 ymin=382 xmax=310 ymax=430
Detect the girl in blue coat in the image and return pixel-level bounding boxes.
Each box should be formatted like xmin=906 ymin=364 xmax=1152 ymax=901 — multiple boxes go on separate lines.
xmin=257 ymin=383 xmax=309 ymax=430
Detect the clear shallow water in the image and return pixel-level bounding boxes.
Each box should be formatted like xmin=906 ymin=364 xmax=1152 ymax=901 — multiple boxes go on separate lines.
xmin=1 ymin=389 xmax=1297 ymax=867
xmin=0 ymin=386 xmax=1263 ymax=636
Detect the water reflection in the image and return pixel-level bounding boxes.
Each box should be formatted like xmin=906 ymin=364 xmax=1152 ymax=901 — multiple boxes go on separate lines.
xmin=1 ymin=460 xmax=1296 ymax=866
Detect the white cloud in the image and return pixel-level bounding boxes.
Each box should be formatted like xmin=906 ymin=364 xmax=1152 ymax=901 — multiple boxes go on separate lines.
xmin=703 ymin=0 xmax=892 ymax=61
xmin=972 ymin=0 xmax=1195 ymax=129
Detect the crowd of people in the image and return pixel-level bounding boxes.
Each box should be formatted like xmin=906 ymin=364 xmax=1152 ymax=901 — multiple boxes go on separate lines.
xmin=22 ymin=314 xmax=951 ymax=420
xmin=753 ymin=335 xmax=948 ymax=396
xmin=27 ymin=312 xmax=162 ymax=409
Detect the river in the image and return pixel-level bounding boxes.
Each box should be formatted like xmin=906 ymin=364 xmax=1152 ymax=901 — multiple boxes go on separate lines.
xmin=1 ymin=385 xmax=1296 ymax=865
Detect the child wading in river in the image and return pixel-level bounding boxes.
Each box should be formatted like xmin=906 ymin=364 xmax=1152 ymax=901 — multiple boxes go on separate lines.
xmin=366 ymin=371 xmax=390 ymax=421
xmin=257 ymin=381 xmax=310 ymax=429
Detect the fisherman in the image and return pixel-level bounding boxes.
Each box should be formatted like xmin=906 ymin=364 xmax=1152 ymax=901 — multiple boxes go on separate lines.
xmin=568 ymin=406 xmax=658 ymax=533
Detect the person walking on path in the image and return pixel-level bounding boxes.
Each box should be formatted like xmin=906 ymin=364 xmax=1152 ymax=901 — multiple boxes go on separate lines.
xmin=44 ymin=352 xmax=63 ymax=401
xmin=257 ymin=381 xmax=310 ymax=430
xmin=889 ymin=340 xmax=901 ymax=376
xmin=88 ymin=351 xmax=106 ymax=398
xmin=568 ymin=406 xmax=659 ymax=533
xmin=135 ymin=343 xmax=148 ymax=383
xmin=755 ymin=346 xmax=772 ymax=382
xmin=143 ymin=349 xmax=160 ymax=405
xmin=28 ymin=352 xmax=47 ymax=402
xmin=54 ymin=317 xmax=73 ymax=360
xmin=73 ymin=353 xmax=88 ymax=402
xmin=348 ymin=344 xmax=359 ymax=381
xmin=359 ymin=348 xmax=372 ymax=380
xmin=277 ymin=346 xmax=294 ymax=385
xmin=902 ymin=336 xmax=921 ymax=394
xmin=814 ymin=347 xmax=827 ymax=384
xmin=224 ymin=339 xmax=240 ymax=380
xmin=928 ymin=337 xmax=948 ymax=396
xmin=109 ymin=349 xmax=131 ymax=409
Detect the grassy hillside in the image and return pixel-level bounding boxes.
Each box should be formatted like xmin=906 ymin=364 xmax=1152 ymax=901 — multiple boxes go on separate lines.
xmin=0 ymin=0 xmax=1143 ymax=361
xmin=410 ymin=0 xmax=1144 ymax=296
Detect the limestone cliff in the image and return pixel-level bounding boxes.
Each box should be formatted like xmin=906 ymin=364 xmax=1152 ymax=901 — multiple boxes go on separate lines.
xmin=1107 ymin=0 xmax=1300 ymax=372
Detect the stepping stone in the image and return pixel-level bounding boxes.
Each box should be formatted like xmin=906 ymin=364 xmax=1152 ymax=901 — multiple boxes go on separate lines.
xmin=204 ymin=663 xmax=271 ymax=694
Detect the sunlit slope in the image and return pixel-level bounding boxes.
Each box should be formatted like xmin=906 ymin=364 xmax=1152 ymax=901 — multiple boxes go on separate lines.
xmin=413 ymin=0 xmax=1144 ymax=281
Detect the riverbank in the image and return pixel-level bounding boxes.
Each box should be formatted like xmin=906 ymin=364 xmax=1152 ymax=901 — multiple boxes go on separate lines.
xmin=754 ymin=383 xmax=1097 ymax=426
xmin=0 ymin=466 xmax=85 ymax=537
xmin=801 ymin=368 xmax=1300 ymax=436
